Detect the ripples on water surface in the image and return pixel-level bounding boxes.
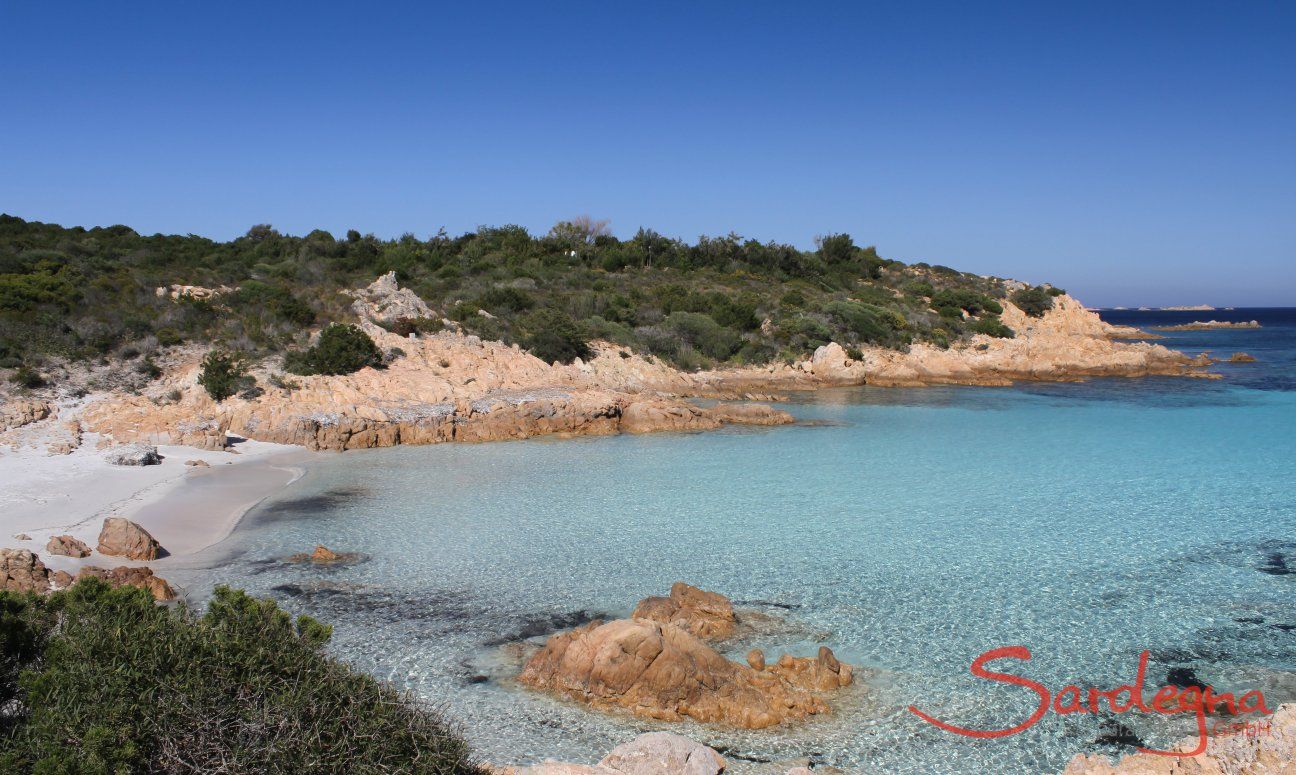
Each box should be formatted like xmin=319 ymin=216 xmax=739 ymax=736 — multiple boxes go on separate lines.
xmin=176 ymin=309 xmax=1296 ymax=774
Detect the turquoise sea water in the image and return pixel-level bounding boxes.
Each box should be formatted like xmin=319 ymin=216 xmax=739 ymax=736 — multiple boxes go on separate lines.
xmin=174 ymin=309 xmax=1296 ymax=774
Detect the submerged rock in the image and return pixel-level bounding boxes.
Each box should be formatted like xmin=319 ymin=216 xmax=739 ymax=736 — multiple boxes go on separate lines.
xmin=632 ymin=582 xmax=736 ymax=640
xmin=97 ymin=517 xmax=163 ymax=560
xmin=494 ymin=732 xmax=725 ymax=775
xmin=284 ymin=545 xmax=364 ymax=565
xmin=517 ymin=617 xmax=852 ymax=729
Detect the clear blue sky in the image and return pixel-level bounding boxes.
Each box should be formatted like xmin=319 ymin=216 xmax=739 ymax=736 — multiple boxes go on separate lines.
xmin=2 ymin=2 xmax=1293 ymax=307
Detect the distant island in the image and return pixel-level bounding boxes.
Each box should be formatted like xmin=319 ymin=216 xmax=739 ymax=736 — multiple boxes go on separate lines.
xmin=1151 ymin=320 xmax=1262 ymax=331
xmin=1161 ymin=304 xmax=1216 ymax=311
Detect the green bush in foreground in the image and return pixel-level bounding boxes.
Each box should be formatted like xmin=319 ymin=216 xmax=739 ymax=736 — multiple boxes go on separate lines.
xmin=285 ymin=323 xmax=383 ymax=376
xmin=0 ymin=580 xmax=485 ymax=774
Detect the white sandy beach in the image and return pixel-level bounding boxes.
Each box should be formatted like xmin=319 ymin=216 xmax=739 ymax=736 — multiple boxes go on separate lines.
xmin=0 ymin=433 xmax=307 ymax=577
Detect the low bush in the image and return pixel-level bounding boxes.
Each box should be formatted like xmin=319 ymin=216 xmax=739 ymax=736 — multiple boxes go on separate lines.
xmin=198 ymin=350 xmax=251 ymax=401
xmin=1010 ymin=286 xmax=1055 ymax=317
xmin=970 ymin=315 xmax=1015 ymax=338
xmin=0 ymin=580 xmax=486 ymax=774
xmin=284 ymin=323 xmax=382 ymax=376
xmin=519 ymin=308 xmax=591 ymax=364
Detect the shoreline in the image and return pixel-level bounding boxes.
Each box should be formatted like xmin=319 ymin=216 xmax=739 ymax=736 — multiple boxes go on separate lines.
xmin=0 ymin=435 xmax=307 ymax=576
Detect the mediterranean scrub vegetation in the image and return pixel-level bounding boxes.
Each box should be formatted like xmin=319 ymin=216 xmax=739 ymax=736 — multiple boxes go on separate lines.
xmin=0 ymin=579 xmax=487 ymax=774
xmin=0 ymin=214 xmax=1058 ymax=385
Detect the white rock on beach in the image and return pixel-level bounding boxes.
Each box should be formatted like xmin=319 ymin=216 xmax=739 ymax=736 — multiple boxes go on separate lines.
xmin=103 ymin=443 xmax=162 ymax=466
xmin=500 ymin=732 xmax=725 ymax=775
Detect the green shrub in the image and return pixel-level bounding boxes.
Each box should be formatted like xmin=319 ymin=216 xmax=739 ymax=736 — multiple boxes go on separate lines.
xmin=970 ymin=315 xmax=1015 ymax=338
xmin=197 ymin=350 xmax=250 ymax=401
xmin=903 ymin=280 xmax=934 ymax=298
xmin=476 ymin=286 xmax=535 ymax=314
xmin=284 ymin=324 xmax=382 ymax=376
xmin=0 ymin=580 xmax=486 ymax=774
xmin=520 ymin=308 xmax=591 ymax=364
xmin=1046 ymin=286 xmax=1066 ymax=297
xmin=8 ymin=367 xmax=45 ymax=389
xmin=931 ymin=288 xmax=1001 ymax=316
xmin=663 ymin=311 xmax=741 ymax=361
xmin=1010 ymin=286 xmax=1055 ymax=317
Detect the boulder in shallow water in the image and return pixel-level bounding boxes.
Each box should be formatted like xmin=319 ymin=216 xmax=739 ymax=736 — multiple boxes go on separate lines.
xmin=284 ymin=545 xmax=364 ymax=565
xmin=103 ymin=443 xmax=162 ymax=466
xmin=97 ymin=517 xmax=163 ymax=560
xmin=632 ymin=582 xmax=736 ymax=640
xmin=518 ymin=617 xmax=851 ymax=729
xmin=598 ymin=732 xmax=726 ymax=775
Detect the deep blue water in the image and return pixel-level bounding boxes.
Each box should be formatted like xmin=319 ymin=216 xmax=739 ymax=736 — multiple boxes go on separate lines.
xmin=175 ymin=308 xmax=1296 ymax=774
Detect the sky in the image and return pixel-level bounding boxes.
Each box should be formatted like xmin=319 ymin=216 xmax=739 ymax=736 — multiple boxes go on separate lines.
xmin=2 ymin=2 xmax=1293 ymax=307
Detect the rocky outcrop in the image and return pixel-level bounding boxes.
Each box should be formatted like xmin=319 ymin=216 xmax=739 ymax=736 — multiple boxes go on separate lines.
xmin=103 ymin=443 xmax=162 ymax=466
xmin=155 ymin=284 xmax=235 ymax=301
xmin=632 ymin=582 xmax=736 ymax=640
xmin=0 ymin=399 xmax=55 ymax=432
xmin=790 ymin=296 xmax=1204 ymax=388
xmin=75 ymin=565 xmax=177 ymax=601
xmin=185 ymin=458 xmax=211 ymax=467
xmin=620 ymin=400 xmax=720 ymax=434
xmin=1061 ymin=702 xmax=1296 ymax=774
xmin=0 ymin=548 xmax=52 ymax=593
xmin=517 ymin=617 xmax=852 ymax=729
xmin=702 ymin=403 xmax=795 ymax=426
xmin=46 ymin=534 xmax=91 ymax=558
xmin=1229 ymin=352 xmax=1258 ymax=363
xmin=96 ymin=517 xmax=163 ymax=560
xmin=345 ymin=271 xmax=438 ymax=336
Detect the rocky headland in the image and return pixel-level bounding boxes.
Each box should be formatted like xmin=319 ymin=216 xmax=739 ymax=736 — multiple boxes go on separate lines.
xmin=0 ymin=276 xmax=1206 ymax=457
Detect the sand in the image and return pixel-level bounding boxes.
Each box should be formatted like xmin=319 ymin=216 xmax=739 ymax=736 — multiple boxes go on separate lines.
xmin=0 ymin=433 xmax=306 ymax=576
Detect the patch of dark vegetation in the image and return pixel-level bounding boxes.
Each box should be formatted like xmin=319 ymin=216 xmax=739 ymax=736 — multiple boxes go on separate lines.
xmin=1235 ymin=616 xmax=1265 ymax=624
xmin=257 ymin=486 xmax=370 ymax=522
xmin=270 ymin=583 xmax=477 ymax=628
xmin=1165 ymin=666 xmax=1207 ymax=691
xmin=0 ymin=579 xmax=487 ymax=773
xmin=484 ymin=609 xmax=609 ymax=647
xmin=1258 ymin=549 xmax=1293 ymax=576
xmin=709 ymin=746 xmax=773 ymax=764
xmin=1093 ymin=716 xmax=1146 ymax=749
xmin=734 ymin=599 xmax=803 ymax=610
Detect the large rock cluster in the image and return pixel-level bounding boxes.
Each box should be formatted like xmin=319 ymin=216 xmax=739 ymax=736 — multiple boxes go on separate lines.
xmin=0 ymin=548 xmax=55 ymax=594
xmin=518 ymin=584 xmax=852 ymax=730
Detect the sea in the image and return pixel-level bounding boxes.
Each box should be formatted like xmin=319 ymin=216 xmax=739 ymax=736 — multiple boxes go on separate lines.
xmin=173 ymin=307 xmax=1296 ymax=774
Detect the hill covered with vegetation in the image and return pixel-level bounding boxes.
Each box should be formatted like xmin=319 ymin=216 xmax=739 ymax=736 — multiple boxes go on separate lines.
xmin=0 ymin=214 xmax=1062 ymax=387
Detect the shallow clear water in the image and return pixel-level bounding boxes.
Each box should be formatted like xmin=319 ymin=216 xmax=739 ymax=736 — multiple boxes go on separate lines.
xmin=175 ymin=309 xmax=1296 ymax=774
